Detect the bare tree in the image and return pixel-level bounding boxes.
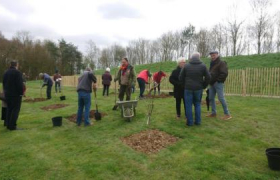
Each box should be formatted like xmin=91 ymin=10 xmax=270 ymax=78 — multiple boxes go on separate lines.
xmin=84 ymin=40 xmax=100 ymax=69
xmin=226 ymin=4 xmax=245 ymax=56
xmin=250 ymin=0 xmax=272 ymax=54
xmin=276 ymin=11 xmax=280 ymax=52
xmin=159 ymin=31 xmax=176 ymax=61
xmin=182 ymin=24 xmax=195 ymax=59
xmin=194 ymin=29 xmax=211 ymax=57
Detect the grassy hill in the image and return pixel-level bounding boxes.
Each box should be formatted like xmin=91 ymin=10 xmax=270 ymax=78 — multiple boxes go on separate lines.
xmin=94 ymin=53 xmax=280 ymax=75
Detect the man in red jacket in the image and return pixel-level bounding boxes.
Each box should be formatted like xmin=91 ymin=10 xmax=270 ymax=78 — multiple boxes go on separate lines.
xmin=137 ymin=69 xmax=152 ymax=99
xmin=153 ymin=71 xmax=166 ymax=95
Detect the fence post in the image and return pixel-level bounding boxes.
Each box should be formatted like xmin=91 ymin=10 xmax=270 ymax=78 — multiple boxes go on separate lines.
xmin=242 ymin=69 xmax=246 ymax=96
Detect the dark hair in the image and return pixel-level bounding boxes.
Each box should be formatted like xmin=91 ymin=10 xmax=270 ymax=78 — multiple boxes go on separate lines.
xmin=10 ymin=60 xmax=18 ymax=67
xmin=158 ymin=70 xmax=163 ymax=75
xmin=123 ymin=57 xmax=128 ymax=62
xmin=55 ymin=70 xmax=59 ymax=73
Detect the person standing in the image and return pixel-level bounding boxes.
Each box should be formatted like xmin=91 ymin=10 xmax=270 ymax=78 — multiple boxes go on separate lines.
xmin=39 ymin=73 xmax=53 ymax=99
xmin=169 ymin=57 xmax=186 ymax=119
xmin=137 ymin=69 xmax=152 ymax=99
xmin=76 ymin=67 xmax=97 ymax=126
xmin=153 ymin=70 xmax=166 ymax=95
xmin=114 ymin=58 xmax=136 ymax=101
xmin=3 ymin=61 xmax=24 ymax=130
xmin=206 ymin=51 xmax=232 ymax=120
xmin=179 ymin=53 xmax=210 ymax=126
xmin=102 ymin=67 xmax=112 ymax=96
xmin=53 ymin=70 xmax=62 ymax=93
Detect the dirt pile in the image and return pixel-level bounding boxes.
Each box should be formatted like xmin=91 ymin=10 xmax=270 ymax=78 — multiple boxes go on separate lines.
xmin=145 ymin=93 xmax=172 ymax=99
xmin=66 ymin=110 xmax=107 ymax=122
xmin=121 ymin=129 xmax=179 ymax=154
xmin=41 ymin=104 xmax=69 ymax=111
xmin=23 ymin=98 xmax=47 ymax=103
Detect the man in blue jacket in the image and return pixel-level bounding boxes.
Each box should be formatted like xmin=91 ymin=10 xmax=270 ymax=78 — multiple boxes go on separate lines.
xmin=179 ymin=52 xmax=210 ymax=126
xmin=3 ymin=60 xmax=24 ymax=130
xmin=39 ymin=73 xmax=53 ymax=99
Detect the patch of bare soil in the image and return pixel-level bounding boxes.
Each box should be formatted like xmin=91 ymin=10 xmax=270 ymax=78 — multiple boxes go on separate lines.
xmin=66 ymin=110 xmax=107 ymax=122
xmin=23 ymin=98 xmax=47 ymax=103
xmin=121 ymin=129 xmax=179 ymax=154
xmin=41 ymin=104 xmax=69 ymax=111
xmin=145 ymin=92 xmax=172 ymax=99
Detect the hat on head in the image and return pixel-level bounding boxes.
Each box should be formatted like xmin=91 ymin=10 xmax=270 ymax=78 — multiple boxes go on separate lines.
xmin=209 ymin=51 xmax=219 ymax=55
xmin=106 ymin=67 xmax=110 ymax=72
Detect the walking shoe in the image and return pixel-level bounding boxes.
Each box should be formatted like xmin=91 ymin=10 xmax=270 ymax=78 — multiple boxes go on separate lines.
xmin=221 ymin=115 xmax=232 ymax=120
xmin=206 ymin=114 xmax=216 ymax=118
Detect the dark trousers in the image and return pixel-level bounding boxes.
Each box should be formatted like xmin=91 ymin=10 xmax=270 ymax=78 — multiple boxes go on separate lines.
xmin=119 ymin=85 xmax=131 ymax=101
xmin=47 ymin=85 xmax=52 ymax=99
xmin=6 ymin=96 xmax=22 ymax=130
xmin=137 ymin=78 xmax=146 ymax=97
xmin=55 ymin=82 xmax=61 ymax=93
xmin=103 ymin=85 xmax=110 ymax=96
xmin=154 ymin=83 xmax=161 ymax=95
xmin=176 ymin=97 xmax=186 ymax=117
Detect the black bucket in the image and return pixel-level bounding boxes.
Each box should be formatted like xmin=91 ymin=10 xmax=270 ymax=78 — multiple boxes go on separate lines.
xmin=60 ymin=96 xmax=66 ymax=101
xmin=169 ymin=92 xmax=174 ymax=96
xmin=266 ymin=148 xmax=280 ymax=170
xmin=52 ymin=116 xmax=62 ymax=127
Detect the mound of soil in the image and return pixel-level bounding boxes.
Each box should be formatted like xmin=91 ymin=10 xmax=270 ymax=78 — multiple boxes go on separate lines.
xmin=41 ymin=104 xmax=69 ymax=111
xmin=145 ymin=93 xmax=172 ymax=99
xmin=66 ymin=110 xmax=107 ymax=122
xmin=23 ymin=98 xmax=47 ymax=103
xmin=121 ymin=129 xmax=179 ymax=154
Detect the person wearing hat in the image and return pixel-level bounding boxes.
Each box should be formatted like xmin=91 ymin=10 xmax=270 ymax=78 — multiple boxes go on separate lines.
xmin=102 ymin=67 xmax=112 ymax=96
xmin=3 ymin=60 xmax=24 ymax=130
xmin=207 ymin=51 xmax=232 ymax=120
xmin=53 ymin=70 xmax=62 ymax=93
xmin=39 ymin=73 xmax=53 ymax=99
xmin=169 ymin=57 xmax=187 ymax=119
xmin=137 ymin=69 xmax=152 ymax=99
xmin=114 ymin=58 xmax=136 ymax=101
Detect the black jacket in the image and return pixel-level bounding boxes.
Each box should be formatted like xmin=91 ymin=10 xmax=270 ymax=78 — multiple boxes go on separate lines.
xmin=179 ymin=57 xmax=210 ymax=91
xmin=169 ymin=66 xmax=184 ymax=98
xmin=3 ymin=67 xmax=23 ymax=97
xmin=209 ymin=57 xmax=228 ymax=85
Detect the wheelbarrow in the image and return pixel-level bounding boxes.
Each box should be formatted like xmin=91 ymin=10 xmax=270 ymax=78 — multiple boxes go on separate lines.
xmin=116 ymin=100 xmax=138 ymax=122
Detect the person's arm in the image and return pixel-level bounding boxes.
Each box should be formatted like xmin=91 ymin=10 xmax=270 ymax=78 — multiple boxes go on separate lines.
xmin=169 ymin=70 xmax=179 ymax=86
xmin=217 ymin=62 xmax=228 ymax=83
xmin=130 ymin=67 xmax=136 ymax=86
xmin=114 ymin=70 xmax=121 ymax=82
xmin=88 ymin=73 xmax=97 ymax=83
xmin=16 ymin=72 xmax=24 ymax=95
xmin=203 ymin=66 xmax=211 ymax=89
xmin=42 ymin=77 xmax=48 ymax=87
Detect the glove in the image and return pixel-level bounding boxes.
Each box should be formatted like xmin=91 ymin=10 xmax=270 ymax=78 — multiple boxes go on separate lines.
xmin=92 ymin=84 xmax=97 ymax=91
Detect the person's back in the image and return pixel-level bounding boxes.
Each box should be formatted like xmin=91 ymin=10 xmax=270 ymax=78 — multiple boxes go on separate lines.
xmin=77 ymin=71 xmax=97 ymax=93
xmin=102 ymin=71 xmax=112 ymax=86
xmin=3 ymin=66 xmax=23 ymax=97
xmin=182 ymin=57 xmax=210 ymax=91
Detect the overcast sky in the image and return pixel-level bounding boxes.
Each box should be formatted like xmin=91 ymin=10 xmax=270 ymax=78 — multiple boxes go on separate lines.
xmin=0 ymin=0 xmax=279 ymax=53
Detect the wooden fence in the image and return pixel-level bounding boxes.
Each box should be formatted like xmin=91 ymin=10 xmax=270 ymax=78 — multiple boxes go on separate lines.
xmin=62 ymin=67 xmax=280 ymax=98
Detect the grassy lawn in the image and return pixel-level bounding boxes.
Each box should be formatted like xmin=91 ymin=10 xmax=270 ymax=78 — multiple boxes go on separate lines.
xmin=0 ymin=81 xmax=280 ymax=180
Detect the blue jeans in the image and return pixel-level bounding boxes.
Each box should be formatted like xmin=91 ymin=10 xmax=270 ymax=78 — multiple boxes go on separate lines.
xmin=184 ymin=89 xmax=203 ymax=126
xmin=137 ymin=78 xmax=146 ymax=97
xmin=77 ymin=91 xmax=91 ymax=126
xmin=209 ymin=82 xmax=230 ymax=115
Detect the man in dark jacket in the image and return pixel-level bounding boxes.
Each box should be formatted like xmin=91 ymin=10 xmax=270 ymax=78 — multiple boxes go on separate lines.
xmin=102 ymin=67 xmax=112 ymax=96
xmin=179 ymin=53 xmax=210 ymax=126
xmin=3 ymin=61 xmax=24 ymax=130
xmin=206 ymin=51 xmax=232 ymax=120
xmin=39 ymin=73 xmax=53 ymax=99
xmin=76 ymin=67 xmax=97 ymax=126
xmin=169 ymin=57 xmax=186 ymax=119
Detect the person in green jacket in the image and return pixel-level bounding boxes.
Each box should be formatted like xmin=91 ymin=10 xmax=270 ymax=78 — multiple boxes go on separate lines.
xmin=114 ymin=58 xmax=136 ymax=101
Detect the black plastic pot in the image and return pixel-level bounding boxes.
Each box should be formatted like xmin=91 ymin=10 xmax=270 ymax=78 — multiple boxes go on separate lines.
xmin=60 ymin=96 xmax=66 ymax=101
xmin=266 ymin=148 xmax=280 ymax=171
xmin=169 ymin=92 xmax=174 ymax=96
xmin=52 ymin=116 xmax=62 ymax=127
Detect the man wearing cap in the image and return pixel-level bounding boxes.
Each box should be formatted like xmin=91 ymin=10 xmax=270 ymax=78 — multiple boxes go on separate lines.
xmin=207 ymin=51 xmax=232 ymax=120
xmin=102 ymin=67 xmax=112 ymax=96
xmin=39 ymin=73 xmax=53 ymax=99
xmin=3 ymin=61 xmax=24 ymax=130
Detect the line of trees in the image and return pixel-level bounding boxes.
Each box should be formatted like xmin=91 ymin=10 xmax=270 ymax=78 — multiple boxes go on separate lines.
xmin=1 ymin=0 xmax=280 ymax=79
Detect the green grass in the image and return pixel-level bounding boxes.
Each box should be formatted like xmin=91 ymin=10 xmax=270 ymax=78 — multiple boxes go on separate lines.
xmin=94 ymin=53 xmax=280 ymax=75
xmin=0 ymin=82 xmax=280 ymax=180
